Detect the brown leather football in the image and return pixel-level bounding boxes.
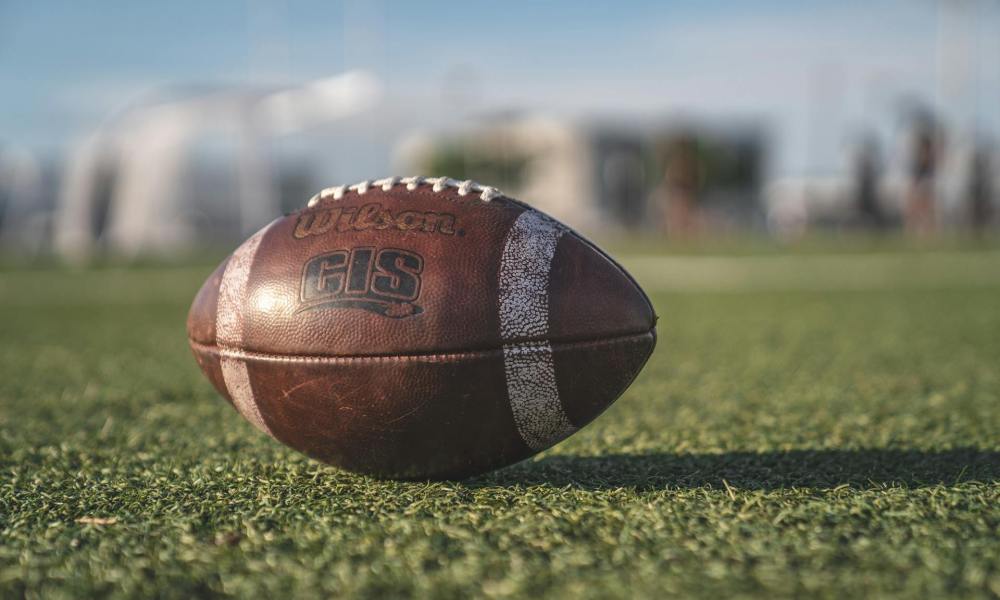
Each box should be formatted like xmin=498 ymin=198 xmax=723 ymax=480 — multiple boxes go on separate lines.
xmin=187 ymin=176 xmax=656 ymax=479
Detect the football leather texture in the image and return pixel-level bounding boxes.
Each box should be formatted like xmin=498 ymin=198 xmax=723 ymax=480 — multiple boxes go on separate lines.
xmin=187 ymin=177 xmax=656 ymax=479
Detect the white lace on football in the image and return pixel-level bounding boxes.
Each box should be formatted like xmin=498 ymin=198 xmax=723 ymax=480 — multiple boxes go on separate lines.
xmin=306 ymin=176 xmax=502 ymax=207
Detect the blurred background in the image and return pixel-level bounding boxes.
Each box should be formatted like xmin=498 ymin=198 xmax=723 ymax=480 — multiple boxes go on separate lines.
xmin=1 ymin=0 xmax=999 ymax=260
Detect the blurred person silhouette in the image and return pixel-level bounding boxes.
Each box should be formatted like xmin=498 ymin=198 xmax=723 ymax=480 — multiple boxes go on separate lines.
xmin=967 ymin=140 xmax=995 ymax=235
xmin=657 ymin=133 xmax=702 ymax=237
xmin=853 ymin=134 xmax=887 ymax=230
xmin=904 ymin=112 xmax=942 ymax=235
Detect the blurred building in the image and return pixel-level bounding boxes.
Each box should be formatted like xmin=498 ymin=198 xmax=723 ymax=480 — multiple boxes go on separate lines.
xmin=396 ymin=115 xmax=768 ymax=237
xmin=766 ymin=114 xmax=1000 ymax=238
xmin=0 ymin=145 xmax=58 ymax=256
xmin=52 ymin=72 xmax=380 ymax=260
xmin=5 ymin=90 xmax=994 ymax=260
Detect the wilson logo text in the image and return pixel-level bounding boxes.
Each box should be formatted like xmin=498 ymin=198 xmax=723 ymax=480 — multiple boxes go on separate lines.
xmin=294 ymin=203 xmax=456 ymax=239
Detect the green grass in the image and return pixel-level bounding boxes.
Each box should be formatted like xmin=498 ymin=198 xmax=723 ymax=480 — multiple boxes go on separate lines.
xmin=2 ymin=245 xmax=999 ymax=599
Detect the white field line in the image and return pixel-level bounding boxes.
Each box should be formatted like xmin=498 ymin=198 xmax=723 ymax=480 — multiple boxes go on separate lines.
xmin=1 ymin=252 xmax=999 ymax=307
xmin=620 ymin=252 xmax=1000 ymax=292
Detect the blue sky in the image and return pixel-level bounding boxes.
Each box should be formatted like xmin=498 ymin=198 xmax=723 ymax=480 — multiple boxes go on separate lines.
xmin=2 ymin=0 xmax=998 ymax=175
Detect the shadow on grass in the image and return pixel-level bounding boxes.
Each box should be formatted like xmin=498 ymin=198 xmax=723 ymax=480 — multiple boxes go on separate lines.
xmin=472 ymin=448 xmax=1000 ymax=490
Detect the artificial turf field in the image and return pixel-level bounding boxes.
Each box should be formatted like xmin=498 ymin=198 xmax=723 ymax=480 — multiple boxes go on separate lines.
xmin=2 ymin=242 xmax=999 ymax=598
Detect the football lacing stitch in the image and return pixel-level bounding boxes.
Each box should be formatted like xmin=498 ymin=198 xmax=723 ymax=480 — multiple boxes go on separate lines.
xmin=306 ymin=176 xmax=502 ymax=208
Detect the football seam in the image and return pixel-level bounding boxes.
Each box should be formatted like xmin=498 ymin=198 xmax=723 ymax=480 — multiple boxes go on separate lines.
xmin=188 ymin=328 xmax=655 ymax=364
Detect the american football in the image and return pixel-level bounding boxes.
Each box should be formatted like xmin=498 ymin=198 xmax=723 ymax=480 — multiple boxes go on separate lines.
xmin=187 ymin=176 xmax=657 ymax=479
